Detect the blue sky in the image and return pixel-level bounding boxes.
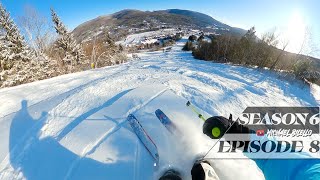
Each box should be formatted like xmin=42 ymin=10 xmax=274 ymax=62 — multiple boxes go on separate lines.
xmin=1 ymin=0 xmax=320 ymax=57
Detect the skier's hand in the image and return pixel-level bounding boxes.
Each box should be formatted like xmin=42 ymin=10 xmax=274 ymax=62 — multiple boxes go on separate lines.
xmin=202 ymin=115 xmax=253 ymax=138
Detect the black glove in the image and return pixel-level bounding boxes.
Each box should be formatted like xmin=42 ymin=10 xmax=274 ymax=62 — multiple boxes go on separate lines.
xmin=203 ymin=115 xmax=252 ymax=139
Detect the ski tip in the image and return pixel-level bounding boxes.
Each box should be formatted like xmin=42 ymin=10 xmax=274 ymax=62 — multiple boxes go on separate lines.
xmin=155 ymin=109 xmax=165 ymax=117
xmin=155 ymin=109 xmax=162 ymax=114
xmin=127 ymin=114 xmax=136 ymax=120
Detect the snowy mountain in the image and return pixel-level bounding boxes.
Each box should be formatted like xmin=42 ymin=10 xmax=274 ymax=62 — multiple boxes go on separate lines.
xmin=72 ymin=9 xmax=246 ymax=43
xmin=0 ymin=39 xmax=319 ymax=180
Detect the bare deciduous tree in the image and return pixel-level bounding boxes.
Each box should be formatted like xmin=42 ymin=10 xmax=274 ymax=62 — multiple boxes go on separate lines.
xmin=270 ymin=37 xmax=289 ymax=70
xmin=18 ymin=5 xmax=55 ymax=58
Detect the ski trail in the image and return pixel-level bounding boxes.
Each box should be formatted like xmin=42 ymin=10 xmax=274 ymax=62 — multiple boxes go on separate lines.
xmin=0 ymin=66 xmax=129 ymax=119
xmin=0 ymin=66 xmax=128 ymax=167
xmin=63 ymin=121 xmax=126 ymax=180
xmin=56 ymin=89 xmax=133 ymax=141
xmin=0 ymin=67 xmax=129 ymax=171
xmin=63 ymin=88 xmax=167 ymax=180
xmin=2 ymin=39 xmax=317 ymax=180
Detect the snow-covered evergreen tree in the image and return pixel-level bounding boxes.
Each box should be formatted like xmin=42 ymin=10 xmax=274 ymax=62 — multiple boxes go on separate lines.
xmin=0 ymin=32 xmax=8 ymax=70
xmin=0 ymin=3 xmax=34 ymax=64
xmin=0 ymin=3 xmax=54 ymax=88
xmin=0 ymin=3 xmax=34 ymax=87
xmin=51 ymin=8 xmax=86 ymax=72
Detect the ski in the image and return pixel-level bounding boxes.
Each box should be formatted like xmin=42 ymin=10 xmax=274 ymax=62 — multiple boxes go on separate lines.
xmin=155 ymin=109 xmax=178 ymax=134
xmin=127 ymin=114 xmax=159 ymax=165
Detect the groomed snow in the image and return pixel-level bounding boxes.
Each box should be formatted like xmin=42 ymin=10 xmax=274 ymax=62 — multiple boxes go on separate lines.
xmin=0 ymin=39 xmax=319 ymax=180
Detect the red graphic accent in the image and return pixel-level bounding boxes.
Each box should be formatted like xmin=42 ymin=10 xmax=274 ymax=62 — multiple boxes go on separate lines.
xmin=256 ymin=129 xmax=265 ymax=136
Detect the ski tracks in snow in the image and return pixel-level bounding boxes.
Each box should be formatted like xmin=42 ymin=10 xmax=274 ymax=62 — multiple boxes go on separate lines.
xmin=0 ymin=66 xmax=130 ymax=174
xmin=0 ymin=65 xmax=130 ymax=119
xmin=63 ymin=88 xmax=167 ymax=180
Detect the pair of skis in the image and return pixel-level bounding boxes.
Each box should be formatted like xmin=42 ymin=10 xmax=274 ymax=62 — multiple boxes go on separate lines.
xmin=127 ymin=109 xmax=176 ymax=166
xmin=127 ymin=104 xmax=220 ymax=180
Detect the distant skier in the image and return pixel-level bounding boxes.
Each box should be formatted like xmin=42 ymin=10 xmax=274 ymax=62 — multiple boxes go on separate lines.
xmin=202 ymin=115 xmax=320 ymax=180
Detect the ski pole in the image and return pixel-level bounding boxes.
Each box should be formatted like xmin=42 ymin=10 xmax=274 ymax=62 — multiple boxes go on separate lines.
xmin=186 ymin=101 xmax=207 ymax=121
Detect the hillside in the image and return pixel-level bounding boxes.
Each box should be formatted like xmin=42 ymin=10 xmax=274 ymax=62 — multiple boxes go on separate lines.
xmin=0 ymin=39 xmax=319 ymax=179
xmin=72 ymin=9 xmax=247 ymax=43
xmin=72 ymin=8 xmax=320 ymax=72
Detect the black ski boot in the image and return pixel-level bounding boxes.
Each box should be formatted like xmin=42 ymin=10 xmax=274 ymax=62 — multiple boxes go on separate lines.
xmin=191 ymin=159 xmax=220 ymax=180
xmin=159 ymin=169 xmax=182 ymax=180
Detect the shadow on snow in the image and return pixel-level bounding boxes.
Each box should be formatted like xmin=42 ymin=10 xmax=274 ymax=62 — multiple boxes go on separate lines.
xmin=8 ymin=97 xmax=145 ymax=180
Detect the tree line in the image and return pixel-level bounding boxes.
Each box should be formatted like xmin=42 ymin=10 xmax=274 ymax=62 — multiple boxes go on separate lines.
xmin=184 ymin=27 xmax=319 ymax=84
xmin=0 ymin=4 xmax=126 ymax=88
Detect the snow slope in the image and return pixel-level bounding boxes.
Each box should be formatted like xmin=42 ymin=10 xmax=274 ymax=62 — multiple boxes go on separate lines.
xmin=116 ymin=29 xmax=179 ymax=46
xmin=0 ymin=39 xmax=319 ymax=180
